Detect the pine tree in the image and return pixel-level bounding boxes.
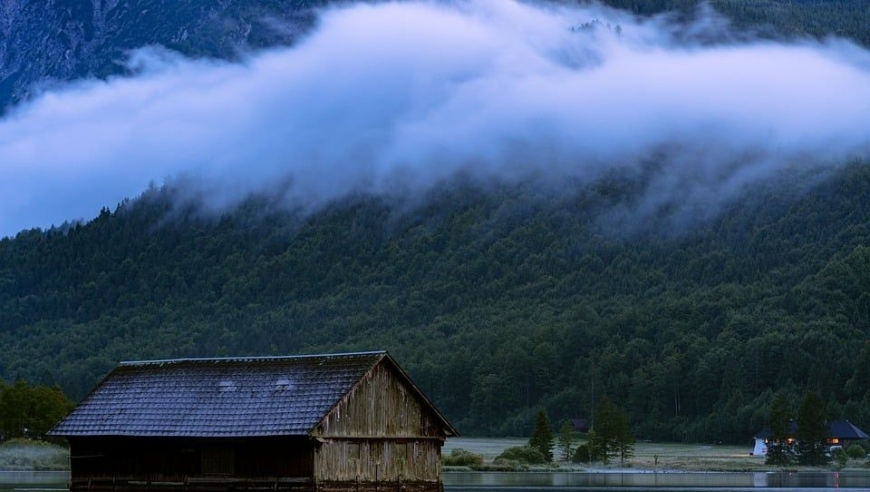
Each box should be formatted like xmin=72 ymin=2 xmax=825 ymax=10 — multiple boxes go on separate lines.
xmin=529 ymin=408 xmax=554 ymax=462
xmin=796 ymin=391 xmax=830 ymax=466
xmin=765 ymin=392 xmax=794 ymax=466
xmin=590 ymin=396 xmax=634 ymax=465
xmin=557 ymin=420 xmax=575 ymax=462
xmin=615 ymin=405 xmax=635 ymax=464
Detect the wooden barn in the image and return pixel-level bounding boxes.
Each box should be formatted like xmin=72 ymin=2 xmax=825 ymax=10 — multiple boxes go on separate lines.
xmin=48 ymin=351 xmax=458 ymax=492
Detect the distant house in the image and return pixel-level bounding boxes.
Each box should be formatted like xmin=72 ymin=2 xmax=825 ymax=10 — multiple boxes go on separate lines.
xmin=827 ymin=420 xmax=870 ymax=448
xmin=751 ymin=420 xmax=868 ymax=456
xmin=570 ymin=418 xmax=590 ymax=434
xmin=49 ymin=351 xmax=458 ymax=492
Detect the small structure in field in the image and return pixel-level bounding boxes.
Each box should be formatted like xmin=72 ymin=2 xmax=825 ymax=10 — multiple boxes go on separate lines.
xmin=49 ymin=351 xmax=457 ymax=492
xmin=570 ymin=418 xmax=589 ymax=434
xmin=751 ymin=420 xmax=868 ymax=456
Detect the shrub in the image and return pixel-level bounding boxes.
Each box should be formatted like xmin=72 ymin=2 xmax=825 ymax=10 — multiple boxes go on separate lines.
xmin=571 ymin=442 xmax=598 ymax=463
xmin=494 ymin=446 xmax=547 ymax=465
xmin=845 ymin=443 xmax=866 ymax=459
xmin=442 ymin=448 xmax=484 ymax=467
xmin=831 ymin=447 xmax=848 ymax=469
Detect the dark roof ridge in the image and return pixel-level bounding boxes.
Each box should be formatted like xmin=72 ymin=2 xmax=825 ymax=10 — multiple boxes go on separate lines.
xmin=119 ymin=350 xmax=387 ymax=366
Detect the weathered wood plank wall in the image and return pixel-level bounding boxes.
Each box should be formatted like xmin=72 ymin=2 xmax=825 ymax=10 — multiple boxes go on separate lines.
xmin=316 ymin=363 xmax=442 ymax=438
xmin=313 ymin=440 xmax=441 ymax=482
xmin=313 ymin=363 xmax=445 ymax=483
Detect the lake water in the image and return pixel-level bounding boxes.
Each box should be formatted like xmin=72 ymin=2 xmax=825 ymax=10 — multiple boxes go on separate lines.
xmin=444 ymin=470 xmax=870 ymax=490
xmin=4 ymin=470 xmax=870 ymax=491
xmin=0 ymin=471 xmax=68 ymax=491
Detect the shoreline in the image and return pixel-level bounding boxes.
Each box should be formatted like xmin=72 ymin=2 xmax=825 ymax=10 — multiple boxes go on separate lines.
xmin=442 ymin=438 xmax=870 ymax=474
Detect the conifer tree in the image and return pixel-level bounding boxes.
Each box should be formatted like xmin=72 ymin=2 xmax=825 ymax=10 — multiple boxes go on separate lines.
xmin=557 ymin=420 xmax=575 ymax=462
xmin=765 ymin=393 xmax=794 ymax=466
xmin=589 ymin=396 xmax=634 ymax=464
xmin=529 ymin=408 xmax=554 ymax=462
xmin=616 ymin=405 xmax=635 ymax=464
xmin=796 ymin=391 xmax=830 ymax=466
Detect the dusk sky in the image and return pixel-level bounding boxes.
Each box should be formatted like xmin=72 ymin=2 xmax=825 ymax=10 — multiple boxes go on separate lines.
xmin=2 ymin=0 xmax=870 ymax=238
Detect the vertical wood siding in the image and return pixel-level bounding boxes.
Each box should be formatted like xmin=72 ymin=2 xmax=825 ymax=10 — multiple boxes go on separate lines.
xmin=314 ymin=440 xmax=441 ymax=482
xmin=316 ymin=363 xmax=442 ymax=438
xmin=312 ymin=362 xmax=445 ymax=483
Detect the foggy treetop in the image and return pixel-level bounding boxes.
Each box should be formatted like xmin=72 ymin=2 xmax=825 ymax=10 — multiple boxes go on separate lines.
xmin=1 ymin=0 xmax=870 ymax=236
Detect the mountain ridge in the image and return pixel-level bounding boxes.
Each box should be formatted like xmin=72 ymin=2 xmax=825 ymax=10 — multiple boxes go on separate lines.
xmin=0 ymin=0 xmax=320 ymax=112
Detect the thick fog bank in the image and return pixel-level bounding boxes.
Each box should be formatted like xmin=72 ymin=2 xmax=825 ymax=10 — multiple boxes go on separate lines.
xmin=1 ymin=0 xmax=869 ymax=237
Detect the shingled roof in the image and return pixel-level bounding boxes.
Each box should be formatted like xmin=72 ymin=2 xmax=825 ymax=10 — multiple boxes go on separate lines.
xmin=754 ymin=420 xmax=869 ymax=440
xmin=829 ymin=420 xmax=870 ymax=440
xmin=49 ymin=351 xmax=451 ymax=438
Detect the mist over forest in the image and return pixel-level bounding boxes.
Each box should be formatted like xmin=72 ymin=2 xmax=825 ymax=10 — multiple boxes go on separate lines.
xmin=2 ymin=0 xmax=870 ymax=237
xmin=2 ymin=0 xmax=870 ymax=441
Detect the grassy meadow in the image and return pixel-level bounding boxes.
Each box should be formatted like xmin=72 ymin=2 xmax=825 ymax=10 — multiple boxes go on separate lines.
xmin=443 ymin=437 xmax=867 ymax=472
xmin=0 ymin=440 xmax=68 ymax=471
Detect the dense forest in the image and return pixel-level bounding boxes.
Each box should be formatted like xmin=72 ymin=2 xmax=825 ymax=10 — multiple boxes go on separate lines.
xmin=2 ymin=161 xmax=870 ymax=442
xmin=2 ymin=0 xmax=870 ymax=444
xmin=0 ymin=380 xmax=73 ymax=442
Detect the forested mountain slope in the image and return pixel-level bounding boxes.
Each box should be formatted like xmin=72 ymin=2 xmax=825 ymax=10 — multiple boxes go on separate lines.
xmin=2 ymin=163 xmax=870 ymax=441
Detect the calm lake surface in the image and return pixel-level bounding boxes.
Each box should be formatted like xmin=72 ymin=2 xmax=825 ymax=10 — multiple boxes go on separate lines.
xmin=5 ymin=471 xmax=870 ymax=491
xmin=444 ymin=471 xmax=870 ymax=491
xmin=0 ymin=471 xmax=68 ymax=491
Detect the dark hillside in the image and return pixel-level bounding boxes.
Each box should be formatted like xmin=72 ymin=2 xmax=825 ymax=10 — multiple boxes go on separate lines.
xmin=0 ymin=0 xmax=321 ymax=112
xmin=605 ymin=0 xmax=870 ymax=45
xmin=2 ymin=163 xmax=870 ymax=440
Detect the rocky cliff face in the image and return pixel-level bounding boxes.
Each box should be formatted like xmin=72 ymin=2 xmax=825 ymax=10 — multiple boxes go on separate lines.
xmin=0 ymin=0 xmax=320 ymax=113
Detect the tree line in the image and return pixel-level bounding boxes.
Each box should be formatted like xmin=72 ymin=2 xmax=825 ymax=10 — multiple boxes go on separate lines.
xmin=0 ymin=380 xmax=73 ymax=442
xmin=2 ymin=163 xmax=870 ymax=441
xmin=487 ymin=397 xmax=634 ymax=467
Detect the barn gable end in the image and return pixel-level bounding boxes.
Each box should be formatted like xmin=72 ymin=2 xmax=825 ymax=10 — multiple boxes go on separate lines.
xmin=315 ymin=357 xmax=448 ymax=439
xmin=311 ymin=357 xmax=455 ymax=486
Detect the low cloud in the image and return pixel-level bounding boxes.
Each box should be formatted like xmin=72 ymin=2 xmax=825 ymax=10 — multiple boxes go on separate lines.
xmin=2 ymin=0 xmax=870 ymax=237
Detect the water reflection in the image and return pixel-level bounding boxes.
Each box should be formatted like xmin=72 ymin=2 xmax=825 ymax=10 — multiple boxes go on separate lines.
xmin=0 ymin=471 xmax=68 ymax=491
xmin=4 ymin=471 xmax=870 ymax=491
xmin=444 ymin=470 xmax=870 ymax=490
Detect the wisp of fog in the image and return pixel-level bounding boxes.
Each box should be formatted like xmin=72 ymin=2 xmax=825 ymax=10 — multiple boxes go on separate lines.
xmin=1 ymin=0 xmax=870 ymax=237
